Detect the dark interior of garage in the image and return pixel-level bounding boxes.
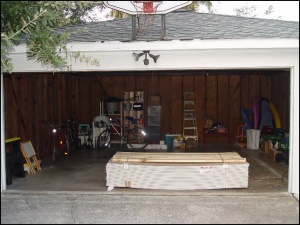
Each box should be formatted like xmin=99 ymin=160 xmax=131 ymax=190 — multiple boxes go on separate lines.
xmin=4 ymin=69 xmax=290 ymax=160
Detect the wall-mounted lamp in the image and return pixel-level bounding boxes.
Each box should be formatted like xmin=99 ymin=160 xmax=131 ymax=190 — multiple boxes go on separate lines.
xmin=132 ymin=51 xmax=159 ymax=65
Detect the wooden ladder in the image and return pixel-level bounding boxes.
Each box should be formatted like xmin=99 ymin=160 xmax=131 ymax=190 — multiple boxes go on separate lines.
xmin=183 ymin=92 xmax=198 ymax=140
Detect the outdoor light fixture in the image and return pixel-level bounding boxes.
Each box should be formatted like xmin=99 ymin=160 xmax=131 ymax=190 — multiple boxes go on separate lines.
xmin=132 ymin=51 xmax=159 ymax=65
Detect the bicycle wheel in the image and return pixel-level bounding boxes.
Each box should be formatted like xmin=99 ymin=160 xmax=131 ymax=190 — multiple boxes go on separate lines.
xmin=58 ymin=133 xmax=70 ymax=156
xmin=53 ymin=147 xmax=56 ymax=163
xmin=97 ymin=129 xmax=111 ymax=149
xmin=69 ymin=136 xmax=81 ymax=151
xmin=53 ymin=136 xmax=57 ymax=163
xmin=128 ymin=126 xmax=149 ymax=150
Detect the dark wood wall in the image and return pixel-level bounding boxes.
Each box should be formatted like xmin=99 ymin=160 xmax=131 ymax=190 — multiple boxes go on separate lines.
xmin=4 ymin=70 xmax=290 ymax=159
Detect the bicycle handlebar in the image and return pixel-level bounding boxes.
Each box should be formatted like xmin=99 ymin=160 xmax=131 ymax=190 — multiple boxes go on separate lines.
xmin=42 ymin=120 xmax=66 ymax=130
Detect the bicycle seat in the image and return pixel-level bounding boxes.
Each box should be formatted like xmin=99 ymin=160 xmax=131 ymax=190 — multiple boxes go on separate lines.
xmin=111 ymin=118 xmax=120 ymax=123
xmin=56 ymin=125 xmax=66 ymax=130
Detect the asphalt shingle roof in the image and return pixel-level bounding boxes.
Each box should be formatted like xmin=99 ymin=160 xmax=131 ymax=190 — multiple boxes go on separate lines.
xmin=58 ymin=10 xmax=299 ymax=43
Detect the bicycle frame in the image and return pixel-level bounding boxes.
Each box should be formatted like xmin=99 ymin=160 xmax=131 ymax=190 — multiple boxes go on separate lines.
xmin=44 ymin=121 xmax=69 ymax=162
xmin=66 ymin=118 xmax=81 ymax=150
xmin=96 ymin=117 xmax=149 ymax=150
xmin=110 ymin=123 xmax=128 ymax=145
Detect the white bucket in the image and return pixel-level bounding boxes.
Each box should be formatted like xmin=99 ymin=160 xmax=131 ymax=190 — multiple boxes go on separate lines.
xmin=247 ymin=129 xmax=260 ymax=149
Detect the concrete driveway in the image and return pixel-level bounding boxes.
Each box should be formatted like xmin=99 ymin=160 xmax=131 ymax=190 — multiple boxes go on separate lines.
xmin=1 ymin=143 xmax=299 ymax=223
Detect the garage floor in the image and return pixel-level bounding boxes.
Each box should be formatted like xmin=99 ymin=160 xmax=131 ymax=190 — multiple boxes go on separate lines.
xmin=5 ymin=143 xmax=289 ymax=194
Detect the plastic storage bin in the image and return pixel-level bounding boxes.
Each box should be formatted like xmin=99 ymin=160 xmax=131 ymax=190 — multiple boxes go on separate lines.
xmin=165 ymin=134 xmax=181 ymax=151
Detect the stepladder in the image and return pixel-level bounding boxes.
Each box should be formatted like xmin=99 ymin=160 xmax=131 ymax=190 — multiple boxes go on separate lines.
xmin=183 ymin=92 xmax=198 ymax=140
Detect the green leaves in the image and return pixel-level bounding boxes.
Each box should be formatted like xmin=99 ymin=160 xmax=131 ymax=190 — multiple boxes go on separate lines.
xmin=1 ymin=1 xmax=103 ymax=73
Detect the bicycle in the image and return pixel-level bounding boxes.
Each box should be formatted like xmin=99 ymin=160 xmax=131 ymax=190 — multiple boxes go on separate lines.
xmin=96 ymin=116 xmax=149 ymax=150
xmin=66 ymin=118 xmax=81 ymax=151
xmin=43 ymin=121 xmax=69 ymax=162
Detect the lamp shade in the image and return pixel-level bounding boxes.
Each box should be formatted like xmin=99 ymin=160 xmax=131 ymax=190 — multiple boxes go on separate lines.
xmin=149 ymin=53 xmax=160 ymax=63
xmin=132 ymin=52 xmax=144 ymax=61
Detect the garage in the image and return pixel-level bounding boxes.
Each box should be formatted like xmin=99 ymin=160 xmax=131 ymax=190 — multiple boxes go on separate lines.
xmin=1 ymin=9 xmax=298 ymax=195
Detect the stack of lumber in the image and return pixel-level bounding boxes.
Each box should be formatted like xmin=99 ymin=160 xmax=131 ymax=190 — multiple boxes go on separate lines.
xmin=106 ymin=152 xmax=249 ymax=191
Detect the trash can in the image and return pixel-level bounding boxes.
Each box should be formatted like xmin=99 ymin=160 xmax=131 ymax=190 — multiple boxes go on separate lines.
xmin=165 ymin=134 xmax=181 ymax=152
xmin=246 ymin=129 xmax=260 ymax=150
xmin=5 ymin=137 xmax=25 ymax=185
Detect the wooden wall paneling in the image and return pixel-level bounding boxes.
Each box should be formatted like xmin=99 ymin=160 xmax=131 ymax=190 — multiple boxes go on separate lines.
xmin=60 ymin=74 xmax=67 ymax=121
xmin=280 ymin=73 xmax=290 ymax=131
xmin=60 ymin=74 xmax=68 ymax=122
xmin=113 ymin=76 xmax=125 ymax=99
xmin=96 ymin=75 xmax=103 ymax=116
xmin=40 ymin=74 xmax=50 ymax=158
xmin=123 ymin=75 xmax=135 ymax=92
xmin=4 ymin=75 xmax=16 ymax=138
xmin=49 ymin=75 xmax=57 ymax=123
xmin=28 ymin=75 xmax=36 ymax=152
xmin=77 ymin=76 xmax=92 ymax=124
xmin=217 ymin=73 xmax=229 ymax=129
xmin=80 ymin=73 xmax=94 ymax=122
xmin=205 ymin=72 xmax=218 ymax=122
xmin=34 ymin=75 xmax=43 ymax=157
xmin=89 ymin=75 xmax=101 ymax=118
xmin=248 ymin=72 xmax=261 ymax=102
xmin=260 ymin=73 xmax=272 ymax=100
xmin=194 ymin=73 xmax=205 ymax=142
xmin=182 ymin=74 xmax=194 ymax=92
xmin=61 ymin=73 xmax=72 ymax=123
xmin=272 ymin=73 xmax=290 ymax=131
xmin=170 ymin=76 xmax=182 ymax=134
xmin=57 ymin=73 xmax=64 ymax=122
xmin=228 ymin=74 xmax=241 ymax=134
xmin=3 ymin=70 xmax=291 ymax=159
xmin=240 ymin=74 xmax=250 ymax=109
xmin=13 ymin=75 xmax=22 ymax=138
xmin=87 ymin=75 xmax=94 ymax=124
xmin=147 ymin=72 xmax=159 ymax=99
xmin=69 ymin=75 xmax=78 ymax=118
xmin=87 ymin=76 xmax=94 ymax=123
xmin=102 ymin=76 xmax=114 ymax=99
xmin=271 ymin=74 xmax=280 ymax=128
xmin=159 ymin=75 xmax=171 ymax=139
xmin=19 ymin=75 xmax=29 ymax=140
xmin=136 ymin=73 xmax=148 ymax=96
xmin=56 ymin=74 xmax=62 ymax=122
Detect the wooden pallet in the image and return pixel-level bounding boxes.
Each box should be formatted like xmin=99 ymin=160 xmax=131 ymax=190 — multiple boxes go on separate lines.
xmin=111 ymin=151 xmax=246 ymax=163
xmin=106 ymin=152 xmax=249 ymax=191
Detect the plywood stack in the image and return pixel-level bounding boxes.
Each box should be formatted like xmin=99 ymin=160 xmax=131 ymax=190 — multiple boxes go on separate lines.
xmin=106 ymin=152 xmax=249 ymax=191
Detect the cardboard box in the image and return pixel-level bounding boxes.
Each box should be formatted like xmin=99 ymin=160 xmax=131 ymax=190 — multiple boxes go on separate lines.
xmin=150 ymin=101 xmax=161 ymax=106
xmin=205 ymin=119 xmax=213 ymax=125
xmin=151 ymin=96 xmax=161 ymax=102
xmin=203 ymin=124 xmax=212 ymax=128
xmin=185 ymin=138 xmax=198 ymax=148
xmin=216 ymin=128 xmax=226 ymax=133
xmin=262 ymin=140 xmax=272 ymax=154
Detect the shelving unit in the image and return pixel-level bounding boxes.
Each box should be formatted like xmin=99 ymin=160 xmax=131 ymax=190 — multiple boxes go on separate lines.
xmin=148 ymin=105 xmax=161 ymax=144
xmin=123 ymin=91 xmax=145 ymax=138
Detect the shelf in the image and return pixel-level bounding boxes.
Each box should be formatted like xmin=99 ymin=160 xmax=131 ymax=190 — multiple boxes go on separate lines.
xmin=123 ymin=91 xmax=144 ymax=130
